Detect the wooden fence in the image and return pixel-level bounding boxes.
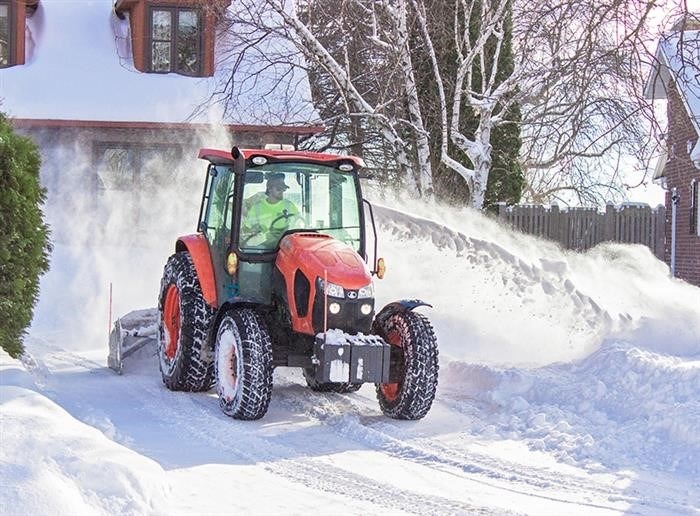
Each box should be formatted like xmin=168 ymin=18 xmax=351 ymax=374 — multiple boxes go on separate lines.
xmin=493 ymin=203 xmax=666 ymax=259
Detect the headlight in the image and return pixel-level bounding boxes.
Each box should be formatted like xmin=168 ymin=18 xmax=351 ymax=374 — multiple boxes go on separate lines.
xmin=357 ymin=283 xmax=374 ymax=299
xmin=317 ymin=278 xmax=345 ymax=298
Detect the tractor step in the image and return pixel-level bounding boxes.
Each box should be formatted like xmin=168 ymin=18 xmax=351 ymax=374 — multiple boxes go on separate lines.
xmin=313 ymin=330 xmax=391 ymax=384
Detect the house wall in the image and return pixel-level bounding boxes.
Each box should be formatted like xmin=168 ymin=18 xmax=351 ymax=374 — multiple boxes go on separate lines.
xmin=13 ymin=122 xmax=308 ymax=245
xmin=8 ymin=0 xmax=26 ymax=65
xmin=663 ymin=85 xmax=700 ymax=286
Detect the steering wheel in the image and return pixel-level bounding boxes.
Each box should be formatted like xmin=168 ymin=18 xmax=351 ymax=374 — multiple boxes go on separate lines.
xmin=269 ymin=211 xmax=295 ymax=233
xmin=241 ymin=211 xmax=299 ymax=248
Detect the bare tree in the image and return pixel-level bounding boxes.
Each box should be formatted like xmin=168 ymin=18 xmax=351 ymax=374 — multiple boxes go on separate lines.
xmin=516 ymin=0 xmax=691 ymax=206
xmin=226 ymin=0 xmax=520 ymax=207
xmin=209 ymin=0 xmax=691 ymax=208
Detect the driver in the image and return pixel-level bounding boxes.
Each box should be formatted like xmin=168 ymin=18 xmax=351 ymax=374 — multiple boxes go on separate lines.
xmin=241 ymin=173 xmax=300 ymax=247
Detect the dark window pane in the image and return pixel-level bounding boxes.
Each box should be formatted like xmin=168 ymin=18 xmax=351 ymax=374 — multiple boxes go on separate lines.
xmin=141 ymin=148 xmax=168 ymax=191
xmin=177 ymin=10 xmax=199 ymax=74
xmin=152 ymin=10 xmax=171 ymax=41
xmin=178 ymin=10 xmax=198 ymax=32
xmin=97 ymin=148 xmax=135 ymax=191
xmin=0 ymin=4 xmax=9 ymax=67
xmin=152 ymin=41 xmax=171 ymax=71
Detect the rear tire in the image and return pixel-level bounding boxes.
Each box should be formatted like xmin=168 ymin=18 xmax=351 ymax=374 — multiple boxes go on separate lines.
xmin=158 ymin=252 xmax=214 ymax=391
xmin=215 ymin=308 xmax=274 ymax=420
xmin=302 ymin=369 xmax=363 ymax=393
xmin=374 ymin=311 xmax=438 ymax=420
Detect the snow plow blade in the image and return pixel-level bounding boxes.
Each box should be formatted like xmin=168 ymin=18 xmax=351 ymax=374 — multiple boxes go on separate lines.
xmin=107 ymin=309 xmax=159 ymax=374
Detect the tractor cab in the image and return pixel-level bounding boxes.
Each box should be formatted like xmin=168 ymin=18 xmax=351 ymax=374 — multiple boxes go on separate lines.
xmin=197 ymin=148 xmax=376 ymax=313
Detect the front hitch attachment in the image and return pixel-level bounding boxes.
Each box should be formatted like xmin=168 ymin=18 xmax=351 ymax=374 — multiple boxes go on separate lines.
xmin=313 ymin=330 xmax=391 ymax=384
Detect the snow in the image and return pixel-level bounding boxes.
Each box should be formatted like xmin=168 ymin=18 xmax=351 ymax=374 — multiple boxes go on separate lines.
xmin=216 ymin=326 xmax=240 ymax=402
xmin=0 ymin=0 xmax=317 ymax=125
xmin=2 ymin=190 xmax=700 ymax=514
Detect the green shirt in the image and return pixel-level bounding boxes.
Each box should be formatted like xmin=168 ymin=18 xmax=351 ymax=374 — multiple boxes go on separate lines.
xmin=242 ymin=195 xmax=299 ymax=247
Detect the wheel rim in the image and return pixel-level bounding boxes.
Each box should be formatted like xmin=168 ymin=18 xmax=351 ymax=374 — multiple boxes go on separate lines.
xmin=380 ymin=328 xmax=402 ymax=401
xmin=163 ymin=285 xmax=181 ymax=359
xmin=217 ymin=322 xmax=239 ymax=402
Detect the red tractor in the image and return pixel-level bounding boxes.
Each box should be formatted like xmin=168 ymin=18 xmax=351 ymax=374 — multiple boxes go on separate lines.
xmin=136 ymin=147 xmax=437 ymax=420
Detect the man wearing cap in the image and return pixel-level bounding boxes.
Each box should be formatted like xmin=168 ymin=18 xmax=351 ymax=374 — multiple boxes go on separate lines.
xmin=241 ymin=173 xmax=300 ymax=248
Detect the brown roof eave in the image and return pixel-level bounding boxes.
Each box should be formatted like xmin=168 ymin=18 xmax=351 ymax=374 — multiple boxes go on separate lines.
xmin=114 ymin=0 xmax=138 ymax=15
xmin=10 ymin=118 xmax=324 ymax=135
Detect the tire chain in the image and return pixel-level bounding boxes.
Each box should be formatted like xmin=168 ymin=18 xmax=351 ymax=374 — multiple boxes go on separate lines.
xmin=216 ymin=308 xmax=274 ymax=420
xmin=158 ymin=252 xmax=215 ymax=392
xmin=375 ymin=311 xmax=439 ymax=419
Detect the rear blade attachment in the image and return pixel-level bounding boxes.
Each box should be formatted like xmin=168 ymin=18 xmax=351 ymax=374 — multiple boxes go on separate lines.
xmin=107 ymin=308 xmax=159 ymax=374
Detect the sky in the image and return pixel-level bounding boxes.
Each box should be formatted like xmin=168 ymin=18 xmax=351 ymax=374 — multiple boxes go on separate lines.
xmin=2 ymin=191 xmax=700 ymax=515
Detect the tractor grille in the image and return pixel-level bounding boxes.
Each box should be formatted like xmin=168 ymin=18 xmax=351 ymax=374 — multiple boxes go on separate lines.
xmin=311 ymin=290 xmax=374 ymax=334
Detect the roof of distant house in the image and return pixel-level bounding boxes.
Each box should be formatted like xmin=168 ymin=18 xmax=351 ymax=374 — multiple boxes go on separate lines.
xmin=645 ymin=27 xmax=700 ymax=163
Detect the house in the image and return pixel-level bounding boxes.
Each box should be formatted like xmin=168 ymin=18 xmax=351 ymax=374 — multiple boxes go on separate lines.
xmin=0 ymin=0 xmax=326 ymax=333
xmin=0 ymin=0 xmax=322 ymax=242
xmin=645 ymin=16 xmax=700 ymax=287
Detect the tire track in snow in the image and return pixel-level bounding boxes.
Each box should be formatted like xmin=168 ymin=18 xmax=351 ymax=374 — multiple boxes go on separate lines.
xmin=23 ymin=346 xmax=693 ymax=514
xmin=135 ymin=380 xmax=495 ymax=515
xmin=270 ymin=375 xmax=690 ymax=515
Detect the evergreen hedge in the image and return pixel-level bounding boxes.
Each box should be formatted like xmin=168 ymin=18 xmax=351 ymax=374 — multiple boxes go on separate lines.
xmin=0 ymin=113 xmax=51 ymax=357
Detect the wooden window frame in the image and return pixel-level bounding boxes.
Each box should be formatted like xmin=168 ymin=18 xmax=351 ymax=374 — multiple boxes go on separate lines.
xmin=0 ymin=1 xmax=13 ymax=68
xmin=147 ymin=5 xmax=202 ymax=76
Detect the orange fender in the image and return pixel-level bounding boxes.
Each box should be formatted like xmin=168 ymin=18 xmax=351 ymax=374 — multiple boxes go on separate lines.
xmin=176 ymin=234 xmax=217 ymax=308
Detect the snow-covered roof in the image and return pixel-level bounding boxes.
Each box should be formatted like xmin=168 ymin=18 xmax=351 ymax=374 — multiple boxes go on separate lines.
xmin=0 ymin=0 xmax=318 ymax=127
xmin=645 ymin=29 xmax=700 ymax=164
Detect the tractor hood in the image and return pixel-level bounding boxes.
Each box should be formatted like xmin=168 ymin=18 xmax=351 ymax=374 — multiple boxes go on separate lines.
xmin=277 ymin=233 xmax=371 ymax=289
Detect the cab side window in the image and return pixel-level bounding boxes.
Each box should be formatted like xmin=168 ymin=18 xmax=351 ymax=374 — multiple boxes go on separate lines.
xmin=203 ymin=166 xmax=234 ymax=245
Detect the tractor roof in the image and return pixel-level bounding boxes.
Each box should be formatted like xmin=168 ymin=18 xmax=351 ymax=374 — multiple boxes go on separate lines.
xmin=198 ymin=148 xmax=365 ymax=168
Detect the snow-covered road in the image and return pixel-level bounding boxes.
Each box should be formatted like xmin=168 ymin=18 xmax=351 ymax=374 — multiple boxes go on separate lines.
xmin=2 ymin=201 xmax=699 ymax=515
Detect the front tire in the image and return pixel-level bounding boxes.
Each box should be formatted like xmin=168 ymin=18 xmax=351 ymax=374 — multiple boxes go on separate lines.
xmin=374 ymin=311 xmax=438 ymax=420
xmin=215 ymin=308 xmax=274 ymax=420
xmin=158 ymin=252 xmax=214 ymax=391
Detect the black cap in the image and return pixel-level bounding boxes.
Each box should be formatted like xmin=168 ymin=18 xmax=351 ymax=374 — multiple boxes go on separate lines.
xmin=266 ymin=173 xmax=289 ymax=190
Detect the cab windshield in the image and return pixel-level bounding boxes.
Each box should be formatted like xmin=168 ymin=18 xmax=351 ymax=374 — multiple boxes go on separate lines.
xmin=239 ymin=162 xmax=362 ymax=253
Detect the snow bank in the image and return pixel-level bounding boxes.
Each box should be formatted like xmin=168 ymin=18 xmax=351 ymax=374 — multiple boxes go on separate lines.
xmin=442 ymin=340 xmax=700 ymax=474
xmin=371 ymin=199 xmax=700 ymax=366
xmin=0 ymin=351 xmax=169 ymax=516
